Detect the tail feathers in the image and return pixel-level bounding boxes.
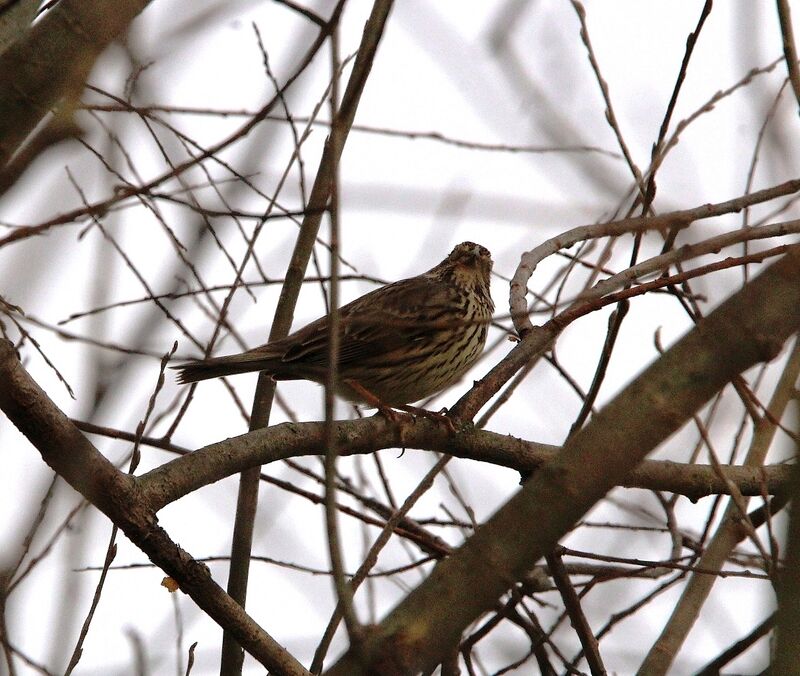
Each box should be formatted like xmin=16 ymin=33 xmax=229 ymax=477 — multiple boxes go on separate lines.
xmin=172 ymin=352 xmax=277 ymax=384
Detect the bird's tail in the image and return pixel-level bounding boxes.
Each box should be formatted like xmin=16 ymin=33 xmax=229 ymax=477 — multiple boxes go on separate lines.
xmin=172 ymin=352 xmax=278 ymax=384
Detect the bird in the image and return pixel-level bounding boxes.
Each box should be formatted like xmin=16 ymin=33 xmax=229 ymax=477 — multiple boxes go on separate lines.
xmin=173 ymin=242 xmax=494 ymax=407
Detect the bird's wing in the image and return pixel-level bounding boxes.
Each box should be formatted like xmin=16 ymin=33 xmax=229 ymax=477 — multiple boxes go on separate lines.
xmin=279 ymin=275 xmax=457 ymax=368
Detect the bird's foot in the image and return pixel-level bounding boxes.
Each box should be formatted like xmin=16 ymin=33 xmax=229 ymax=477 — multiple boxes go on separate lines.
xmin=395 ymin=403 xmax=457 ymax=433
xmin=376 ymin=403 xmax=415 ymax=426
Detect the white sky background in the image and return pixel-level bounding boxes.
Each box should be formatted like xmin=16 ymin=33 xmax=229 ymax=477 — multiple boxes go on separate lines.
xmin=1 ymin=1 xmax=799 ymax=674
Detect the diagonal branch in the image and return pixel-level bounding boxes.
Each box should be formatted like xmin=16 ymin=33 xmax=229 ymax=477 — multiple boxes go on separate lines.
xmin=0 ymin=0 xmax=152 ymax=175
xmin=0 ymin=340 xmax=310 ymax=676
xmin=637 ymin=337 xmax=800 ymax=675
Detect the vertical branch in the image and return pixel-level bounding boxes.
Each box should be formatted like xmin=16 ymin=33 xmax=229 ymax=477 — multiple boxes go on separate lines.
xmin=323 ymin=15 xmax=361 ymax=649
xmin=220 ymin=1 xmax=396 ymax=673
xmin=769 ymin=456 xmax=800 ymax=671
xmin=568 ymin=1 xmax=714 ymax=439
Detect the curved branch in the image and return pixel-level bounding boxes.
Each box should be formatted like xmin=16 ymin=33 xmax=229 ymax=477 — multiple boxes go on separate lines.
xmin=135 ymin=416 xmax=793 ymax=511
xmin=508 ymin=178 xmax=800 ymax=336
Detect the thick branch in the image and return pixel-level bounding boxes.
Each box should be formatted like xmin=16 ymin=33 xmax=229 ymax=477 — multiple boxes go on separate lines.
xmin=136 ymin=417 xmax=793 ymax=511
xmin=0 ymin=0 xmax=151 ymax=173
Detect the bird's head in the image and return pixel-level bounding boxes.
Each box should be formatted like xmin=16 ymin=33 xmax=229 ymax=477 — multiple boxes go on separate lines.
xmin=436 ymin=241 xmax=493 ymax=290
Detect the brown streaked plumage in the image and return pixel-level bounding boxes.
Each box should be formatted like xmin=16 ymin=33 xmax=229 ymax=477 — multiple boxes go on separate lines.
xmin=173 ymin=242 xmax=494 ymax=406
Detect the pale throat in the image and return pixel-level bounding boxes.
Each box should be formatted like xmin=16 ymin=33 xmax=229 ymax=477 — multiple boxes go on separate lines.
xmin=450 ymin=264 xmax=484 ymax=289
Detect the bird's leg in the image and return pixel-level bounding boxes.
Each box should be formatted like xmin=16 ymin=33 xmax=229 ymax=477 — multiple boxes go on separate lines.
xmin=345 ymin=380 xmax=456 ymax=433
xmin=344 ymin=380 xmax=412 ymax=425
